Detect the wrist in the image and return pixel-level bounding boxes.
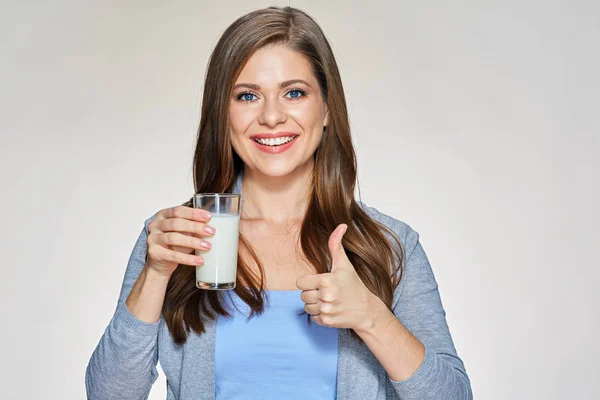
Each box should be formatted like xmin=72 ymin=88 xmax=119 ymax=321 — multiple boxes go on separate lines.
xmin=125 ymin=265 xmax=171 ymax=323
xmin=144 ymin=264 xmax=174 ymax=282
xmin=354 ymin=293 xmax=392 ymax=337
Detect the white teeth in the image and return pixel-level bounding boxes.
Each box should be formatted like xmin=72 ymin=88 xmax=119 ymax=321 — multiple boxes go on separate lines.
xmin=255 ymin=136 xmax=295 ymax=146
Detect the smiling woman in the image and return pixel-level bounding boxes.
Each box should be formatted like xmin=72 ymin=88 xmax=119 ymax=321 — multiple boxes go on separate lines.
xmin=86 ymin=6 xmax=472 ymax=400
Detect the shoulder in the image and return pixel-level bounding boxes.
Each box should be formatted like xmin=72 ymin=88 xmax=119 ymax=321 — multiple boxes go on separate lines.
xmin=357 ymin=202 xmax=436 ymax=308
xmin=357 ymin=201 xmax=421 ymax=262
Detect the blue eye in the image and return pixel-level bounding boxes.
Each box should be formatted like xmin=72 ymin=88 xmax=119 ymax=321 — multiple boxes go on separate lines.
xmin=286 ymin=89 xmax=305 ymax=99
xmin=237 ymin=92 xmax=257 ymax=102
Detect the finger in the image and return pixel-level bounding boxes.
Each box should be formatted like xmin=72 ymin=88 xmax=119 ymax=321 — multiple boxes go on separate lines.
xmin=149 ymin=246 xmax=204 ymax=267
xmin=300 ymin=289 xmax=320 ymax=304
xmin=312 ymin=314 xmax=328 ymax=327
xmin=157 ymin=232 xmax=212 ymax=252
xmin=328 ymin=224 xmax=348 ymax=265
xmin=161 ymin=205 xmax=212 ymax=223
xmin=304 ymin=302 xmax=321 ymax=315
xmin=296 ymin=274 xmax=329 ymax=291
xmin=160 ymin=217 xmax=215 ymax=238
xmin=318 ymin=288 xmax=338 ymax=303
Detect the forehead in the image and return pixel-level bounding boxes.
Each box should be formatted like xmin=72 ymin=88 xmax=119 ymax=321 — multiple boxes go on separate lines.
xmin=235 ymin=45 xmax=315 ymax=86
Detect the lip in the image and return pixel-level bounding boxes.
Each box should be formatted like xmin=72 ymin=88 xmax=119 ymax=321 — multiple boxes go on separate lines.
xmin=251 ymin=134 xmax=299 ymax=154
xmin=250 ymin=132 xmax=299 ymax=139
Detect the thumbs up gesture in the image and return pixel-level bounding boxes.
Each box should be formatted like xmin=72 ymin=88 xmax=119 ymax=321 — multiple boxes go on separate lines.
xmin=296 ymin=224 xmax=385 ymax=332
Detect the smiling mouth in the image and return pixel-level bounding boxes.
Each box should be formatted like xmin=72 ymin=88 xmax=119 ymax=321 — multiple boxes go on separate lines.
xmin=252 ymin=135 xmax=298 ymax=147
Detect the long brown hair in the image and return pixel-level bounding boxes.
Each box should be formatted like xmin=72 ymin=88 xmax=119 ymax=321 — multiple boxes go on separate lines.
xmin=163 ymin=6 xmax=405 ymax=345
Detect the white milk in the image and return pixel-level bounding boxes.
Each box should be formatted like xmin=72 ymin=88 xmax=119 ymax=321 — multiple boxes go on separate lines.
xmin=195 ymin=213 xmax=240 ymax=289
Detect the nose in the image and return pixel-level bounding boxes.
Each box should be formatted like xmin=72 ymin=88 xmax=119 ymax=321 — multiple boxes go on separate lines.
xmin=258 ymin=97 xmax=287 ymax=128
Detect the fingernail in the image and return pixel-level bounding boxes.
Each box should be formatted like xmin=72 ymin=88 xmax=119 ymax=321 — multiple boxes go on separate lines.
xmin=340 ymin=224 xmax=348 ymax=235
xmin=204 ymin=225 xmax=216 ymax=235
xmin=196 ymin=257 xmax=204 ymax=265
xmin=198 ymin=210 xmax=212 ymax=219
xmin=200 ymin=240 xmax=212 ymax=249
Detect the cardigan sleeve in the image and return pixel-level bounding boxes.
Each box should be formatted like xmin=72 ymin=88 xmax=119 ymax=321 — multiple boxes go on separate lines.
xmin=85 ymin=215 xmax=161 ymax=400
xmin=388 ymin=226 xmax=473 ymax=400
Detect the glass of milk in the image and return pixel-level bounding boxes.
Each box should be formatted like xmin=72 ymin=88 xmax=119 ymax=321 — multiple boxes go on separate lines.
xmin=192 ymin=193 xmax=242 ymax=290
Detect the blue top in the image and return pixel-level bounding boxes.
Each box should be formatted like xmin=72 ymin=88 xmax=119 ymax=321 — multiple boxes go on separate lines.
xmin=215 ymin=290 xmax=339 ymax=400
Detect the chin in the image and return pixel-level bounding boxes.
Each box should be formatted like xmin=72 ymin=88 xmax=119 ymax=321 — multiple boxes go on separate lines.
xmin=244 ymin=155 xmax=314 ymax=179
xmin=251 ymin=163 xmax=297 ymax=178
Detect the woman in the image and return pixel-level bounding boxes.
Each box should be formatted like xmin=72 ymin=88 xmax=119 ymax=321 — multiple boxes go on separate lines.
xmin=86 ymin=6 xmax=472 ymax=400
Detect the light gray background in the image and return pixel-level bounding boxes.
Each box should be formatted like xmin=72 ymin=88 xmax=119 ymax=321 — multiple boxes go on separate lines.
xmin=1 ymin=1 xmax=598 ymax=399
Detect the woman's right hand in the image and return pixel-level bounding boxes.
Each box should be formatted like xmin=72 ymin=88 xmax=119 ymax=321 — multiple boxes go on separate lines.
xmin=145 ymin=205 xmax=215 ymax=278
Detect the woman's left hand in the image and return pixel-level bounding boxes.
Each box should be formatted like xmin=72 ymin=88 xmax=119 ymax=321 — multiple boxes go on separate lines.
xmin=296 ymin=224 xmax=386 ymax=332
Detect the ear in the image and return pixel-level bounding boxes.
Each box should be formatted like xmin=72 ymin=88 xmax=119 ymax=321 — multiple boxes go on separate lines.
xmin=323 ymin=105 xmax=329 ymax=129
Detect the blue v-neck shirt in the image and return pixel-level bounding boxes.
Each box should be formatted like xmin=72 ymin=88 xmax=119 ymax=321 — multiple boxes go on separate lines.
xmin=215 ymin=289 xmax=338 ymax=399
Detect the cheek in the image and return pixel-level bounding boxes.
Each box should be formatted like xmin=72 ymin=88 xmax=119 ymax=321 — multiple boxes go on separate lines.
xmin=288 ymin=101 xmax=326 ymax=131
xmin=229 ymin=105 xmax=256 ymax=135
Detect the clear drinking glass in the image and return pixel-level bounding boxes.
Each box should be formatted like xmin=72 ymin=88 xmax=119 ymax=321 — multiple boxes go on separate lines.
xmin=192 ymin=193 xmax=242 ymax=290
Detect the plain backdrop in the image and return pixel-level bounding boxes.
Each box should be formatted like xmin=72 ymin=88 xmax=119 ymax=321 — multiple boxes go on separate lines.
xmin=1 ymin=0 xmax=598 ymax=399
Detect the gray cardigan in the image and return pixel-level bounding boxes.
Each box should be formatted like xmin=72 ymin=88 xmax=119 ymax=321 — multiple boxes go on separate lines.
xmin=86 ymin=177 xmax=472 ymax=399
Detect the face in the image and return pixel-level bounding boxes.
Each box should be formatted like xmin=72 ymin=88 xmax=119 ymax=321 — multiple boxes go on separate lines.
xmin=229 ymin=45 xmax=329 ymax=178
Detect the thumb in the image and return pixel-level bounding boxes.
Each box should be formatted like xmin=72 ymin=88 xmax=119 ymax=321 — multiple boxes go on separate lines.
xmin=328 ymin=223 xmax=350 ymax=270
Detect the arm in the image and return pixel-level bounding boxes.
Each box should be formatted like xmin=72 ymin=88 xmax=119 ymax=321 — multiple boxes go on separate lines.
xmin=356 ymin=228 xmax=472 ymax=400
xmin=85 ymin=216 xmax=162 ymax=400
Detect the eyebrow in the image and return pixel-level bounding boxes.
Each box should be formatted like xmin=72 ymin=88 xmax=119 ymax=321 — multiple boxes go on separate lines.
xmin=232 ymin=79 xmax=311 ymax=91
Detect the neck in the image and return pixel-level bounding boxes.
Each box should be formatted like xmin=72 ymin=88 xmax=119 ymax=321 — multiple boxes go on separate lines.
xmin=241 ymin=161 xmax=313 ymax=224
